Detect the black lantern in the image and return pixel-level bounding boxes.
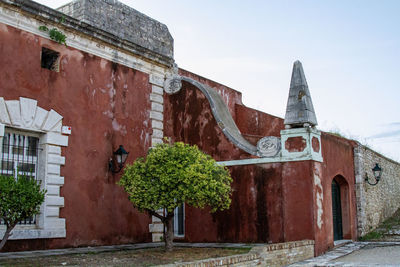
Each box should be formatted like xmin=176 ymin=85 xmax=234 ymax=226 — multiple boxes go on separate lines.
xmin=365 ymin=163 xmax=382 ymax=186
xmin=109 ymin=145 xmax=129 ymax=173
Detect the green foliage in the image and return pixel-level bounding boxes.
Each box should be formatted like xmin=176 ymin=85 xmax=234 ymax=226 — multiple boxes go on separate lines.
xmin=359 ymin=208 xmax=400 ymax=241
xmin=118 ymin=141 xmax=232 ymax=214
xmin=0 ymin=174 xmax=46 ymax=228
xmin=38 ymin=25 xmax=67 ymax=46
xmin=59 ymin=15 xmax=66 ymax=24
xmin=38 ymin=25 xmax=49 ymax=32
xmin=49 ymin=28 xmax=67 ymax=45
xmin=359 ymin=230 xmax=383 ymax=241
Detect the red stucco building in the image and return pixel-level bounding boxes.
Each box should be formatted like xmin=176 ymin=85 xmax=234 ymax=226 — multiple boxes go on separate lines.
xmin=0 ymin=0 xmax=387 ymax=256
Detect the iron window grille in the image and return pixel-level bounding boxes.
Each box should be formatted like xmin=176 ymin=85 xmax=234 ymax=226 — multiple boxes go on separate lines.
xmin=0 ymin=131 xmax=41 ymax=225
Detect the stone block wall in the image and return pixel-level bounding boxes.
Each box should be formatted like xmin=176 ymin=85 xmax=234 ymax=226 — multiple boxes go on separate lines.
xmin=254 ymin=240 xmax=315 ymax=266
xmin=355 ymin=144 xmax=400 ymax=236
xmin=162 ymin=240 xmax=314 ymax=267
xmin=57 ymin=0 xmax=174 ymax=60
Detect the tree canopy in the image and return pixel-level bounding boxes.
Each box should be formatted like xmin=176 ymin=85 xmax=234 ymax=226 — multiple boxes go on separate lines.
xmin=0 ymin=174 xmax=46 ymax=250
xmin=118 ymin=141 xmax=232 ymax=250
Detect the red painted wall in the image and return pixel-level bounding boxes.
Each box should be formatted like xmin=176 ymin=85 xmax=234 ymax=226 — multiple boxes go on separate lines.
xmin=165 ymin=69 xmax=358 ymax=256
xmin=0 ymin=24 xmax=152 ymax=251
xmin=1 ymin=22 xmax=358 ymax=255
xmin=315 ymin=133 xmax=357 ymax=255
xmin=165 ymin=70 xmax=286 ymax=243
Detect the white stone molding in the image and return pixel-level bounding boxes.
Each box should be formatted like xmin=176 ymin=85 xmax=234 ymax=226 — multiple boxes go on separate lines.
xmin=280 ymin=127 xmax=323 ymax=162
xmin=218 ymin=128 xmax=323 ymax=166
xmin=354 ymin=144 xmax=366 ymax=236
xmin=148 ymin=75 xmax=165 ymax=241
xmin=149 ymin=74 xmax=164 ymax=147
xmin=149 ymin=210 xmax=164 ymax=242
xmin=256 ymin=136 xmax=281 ymax=157
xmin=0 ymin=97 xmax=68 ymax=240
xmin=164 ymin=76 xmax=182 ymax=95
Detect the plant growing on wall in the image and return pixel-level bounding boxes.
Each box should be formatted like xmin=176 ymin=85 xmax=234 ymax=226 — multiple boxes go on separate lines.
xmin=0 ymin=174 xmax=46 ymax=251
xmin=118 ymin=140 xmax=233 ymax=251
xmin=39 ymin=26 xmax=67 ymax=46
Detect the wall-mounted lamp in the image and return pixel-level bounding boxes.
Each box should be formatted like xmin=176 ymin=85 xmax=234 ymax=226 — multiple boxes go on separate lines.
xmin=365 ymin=163 xmax=382 ymax=186
xmin=109 ymin=145 xmax=129 ymax=173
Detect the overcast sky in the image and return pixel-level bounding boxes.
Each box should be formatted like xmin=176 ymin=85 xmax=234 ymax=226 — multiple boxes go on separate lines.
xmin=35 ymin=0 xmax=400 ymax=161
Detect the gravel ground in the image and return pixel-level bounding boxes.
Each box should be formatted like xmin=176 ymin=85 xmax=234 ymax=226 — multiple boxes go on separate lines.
xmin=0 ymin=247 xmax=250 ymax=267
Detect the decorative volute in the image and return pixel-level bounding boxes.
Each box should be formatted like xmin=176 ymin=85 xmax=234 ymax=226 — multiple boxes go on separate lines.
xmin=284 ymin=61 xmax=318 ymax=128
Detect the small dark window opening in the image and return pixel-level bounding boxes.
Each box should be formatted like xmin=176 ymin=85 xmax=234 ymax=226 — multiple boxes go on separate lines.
xmin=41 ymin=47 xmax=60 ymax=71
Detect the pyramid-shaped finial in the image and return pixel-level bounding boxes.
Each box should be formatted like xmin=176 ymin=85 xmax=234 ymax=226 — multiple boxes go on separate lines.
xmin=284 ymin=61 xmax=318 ymax=128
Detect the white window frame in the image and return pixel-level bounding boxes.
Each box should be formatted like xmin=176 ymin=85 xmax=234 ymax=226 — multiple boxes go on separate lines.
xmin=173 ymin=203 xmax=185 ymax=238
xmin=0 ymin=129 xmax=41 ymax=226
xmin=0 ymin=97 xmax=69 ymax=239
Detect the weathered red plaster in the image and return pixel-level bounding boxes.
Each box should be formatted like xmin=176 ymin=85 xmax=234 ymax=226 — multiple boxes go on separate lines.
xmin=164 ymin=71 xmax=286 ymax=243
xmin=285 ymin=137 xmax=307 ymax=152
xmin=1 ymin=21 xmax=359 ymax=256
xmin=0 ymin=25 xmax=152 ymax=251
xmin=313 ymin=133 xmax=357 ymax=255
xmin=165 ymin=70 xmax=358 ymax=256
xmin=312 ymin=137 xmax=320 ymax=152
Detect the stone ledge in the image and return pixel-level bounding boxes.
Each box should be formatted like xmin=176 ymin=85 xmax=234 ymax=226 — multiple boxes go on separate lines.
xmin=0 ymin=228 xmax=66 ymax=240
xmin=252 ymin=240 xmax=315 ymax=252
xmin=160 ymin=240 xmax=314 ymax=267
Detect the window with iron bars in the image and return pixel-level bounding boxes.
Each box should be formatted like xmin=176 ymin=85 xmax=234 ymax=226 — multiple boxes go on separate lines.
xmin=0 ymin=130 xmax=40 ymax=225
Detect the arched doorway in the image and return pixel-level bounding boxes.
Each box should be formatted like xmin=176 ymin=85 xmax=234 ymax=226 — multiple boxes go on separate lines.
xmin=331 ymin=179 xmax=343 ymax=240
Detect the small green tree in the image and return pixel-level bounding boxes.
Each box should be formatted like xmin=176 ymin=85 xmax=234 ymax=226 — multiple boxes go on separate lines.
xmin=118 ymin=141 xmax=232 ymax=251
xmin=0 ymin=174 xmax=46 ymax=251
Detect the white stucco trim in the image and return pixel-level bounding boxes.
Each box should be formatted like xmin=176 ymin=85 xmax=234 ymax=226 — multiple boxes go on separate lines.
xmin=0 ymin=97 xmax=68 ymax=240
xmin=218 ymin=128 xmax=323 ymax=166
xmin=280 ymin=127 xmax=323 ymax=162
xmin=149 ymin=75 xmax=164 ymax=147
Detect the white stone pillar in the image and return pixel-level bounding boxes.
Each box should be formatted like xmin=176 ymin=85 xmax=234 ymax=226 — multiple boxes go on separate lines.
xmin=148 ymin=74 xmax=165 ymax=242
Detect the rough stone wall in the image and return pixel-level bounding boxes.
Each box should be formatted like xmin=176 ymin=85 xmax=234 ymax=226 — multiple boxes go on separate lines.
xmin=355 ymin=144 xmax=400 ymax=236
xmin=57 ymin=0 xmax=173 ymax=59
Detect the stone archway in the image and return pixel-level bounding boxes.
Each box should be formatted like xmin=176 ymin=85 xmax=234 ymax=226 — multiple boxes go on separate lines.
xmin=331 ymin=175 xmax=351 ymax=241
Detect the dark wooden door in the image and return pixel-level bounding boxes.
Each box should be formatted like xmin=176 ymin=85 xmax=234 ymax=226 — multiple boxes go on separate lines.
xmin=332 ymin=180 xmax=343 ymax=241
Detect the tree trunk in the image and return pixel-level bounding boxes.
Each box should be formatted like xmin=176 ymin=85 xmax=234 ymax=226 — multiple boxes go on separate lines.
xmin=0 ymin=225 xmax=14 ymax=251
xmin=164 ymin=213 xmax=174 ymax=252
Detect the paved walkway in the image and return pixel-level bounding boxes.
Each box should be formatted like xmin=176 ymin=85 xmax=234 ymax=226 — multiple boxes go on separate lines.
xmin=290 ymin=242 xmax=400 ymax=267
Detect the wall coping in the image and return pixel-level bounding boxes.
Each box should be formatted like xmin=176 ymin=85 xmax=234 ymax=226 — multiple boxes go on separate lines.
xmin=356 ymin=142 xmax=400 ymax=167
xmin=161 ymin=240 xmax=315 ymax=267
xmin=251 ymin=239 xmax=315 ymax=253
